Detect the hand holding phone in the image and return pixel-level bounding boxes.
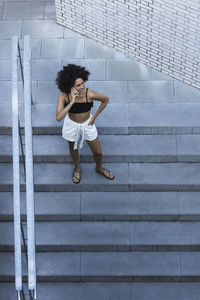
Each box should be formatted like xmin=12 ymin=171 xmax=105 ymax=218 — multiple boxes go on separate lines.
xmin=71 ymin=87 xmax=79 ymax=101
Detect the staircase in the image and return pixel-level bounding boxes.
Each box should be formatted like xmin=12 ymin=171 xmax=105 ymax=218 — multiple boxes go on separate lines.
xmin=1 ymin=1 xmax=200 ymax=299
xmin=1 ymin=117 xmax=200 ymax=299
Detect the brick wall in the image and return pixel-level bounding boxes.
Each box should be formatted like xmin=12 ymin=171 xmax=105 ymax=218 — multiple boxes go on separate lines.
xmin=55 ymin=0 xmax=200 ymax=90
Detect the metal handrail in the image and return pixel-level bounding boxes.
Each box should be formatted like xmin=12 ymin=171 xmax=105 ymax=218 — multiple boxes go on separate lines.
xmin=12 ymin=35 xmax=23 ymax=300
xmin=24 ymin=35 xmax=36 ymax=299
xmin=12 ymin=35 xmax=36 ymax=300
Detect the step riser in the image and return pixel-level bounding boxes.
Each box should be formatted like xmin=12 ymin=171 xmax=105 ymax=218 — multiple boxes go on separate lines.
xmin=2 ymin=127 xmax=200 ymax=135
xmin=1 ymin=275 xmax=200 ymax=282
xmin=2 ymin=155 xmax=200 ymax=163
xmin=1 ymin=245 xmax=200 ymax=252
xmin=1 ymin=185 xmax=200 ymax=192
xmin=1 ymin=214 xmax=200 ymax=222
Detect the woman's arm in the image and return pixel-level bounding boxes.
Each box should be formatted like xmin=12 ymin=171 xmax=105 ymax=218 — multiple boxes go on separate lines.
xmin=56 ymin=92 xmax=76 ymax=121
xmin=88 ymin=89 xmax=109 ymax=124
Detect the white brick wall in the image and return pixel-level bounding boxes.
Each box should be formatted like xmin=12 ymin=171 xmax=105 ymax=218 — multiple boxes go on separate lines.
xmin=55 ymin=0 xmax=200 ymax=89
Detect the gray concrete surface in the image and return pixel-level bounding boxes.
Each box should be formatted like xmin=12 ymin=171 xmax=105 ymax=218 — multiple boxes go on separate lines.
xmin=1 ymin=282 xmax=200 ymax=300
xmin=1 ymin=192 xmax=200 ymax=222
xmin=1 ymin=162 xmax=200 ymax=192
xmin=2 ymin=221 xmax=200 ymax=251
xmin=1 ymin=0 xmax=200 ymax=299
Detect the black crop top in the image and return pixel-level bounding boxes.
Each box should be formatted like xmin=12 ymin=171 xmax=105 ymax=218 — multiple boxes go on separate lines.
xmin=64 ymin=88 xmax=93 ymax=114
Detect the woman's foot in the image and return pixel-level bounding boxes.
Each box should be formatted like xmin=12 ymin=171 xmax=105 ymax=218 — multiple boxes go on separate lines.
xmin=72 ymin=167 xmax=81 ymax=184
xmin=96 ymin=167 xmax=114 ymax=180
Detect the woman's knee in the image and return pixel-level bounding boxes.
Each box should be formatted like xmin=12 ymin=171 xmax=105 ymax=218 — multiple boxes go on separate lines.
xmin=93 ymin=150 xmax=102 ymax=159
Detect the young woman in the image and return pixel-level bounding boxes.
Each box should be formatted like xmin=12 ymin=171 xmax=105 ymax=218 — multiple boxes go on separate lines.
xmin=56 ymin=64 xmax=114 ymax=183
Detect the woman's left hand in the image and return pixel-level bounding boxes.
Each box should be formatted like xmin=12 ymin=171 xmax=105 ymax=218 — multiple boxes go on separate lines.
xmin=88 ymin=116 xmax=95 ymax=126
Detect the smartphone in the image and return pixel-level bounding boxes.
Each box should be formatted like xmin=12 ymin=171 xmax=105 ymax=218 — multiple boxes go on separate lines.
xmin=71 ymin=87 xmax=79 ymax=96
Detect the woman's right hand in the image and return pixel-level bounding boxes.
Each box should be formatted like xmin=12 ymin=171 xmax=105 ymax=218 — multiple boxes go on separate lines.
xmin=71 ymin=88 xmax=79 ymax=102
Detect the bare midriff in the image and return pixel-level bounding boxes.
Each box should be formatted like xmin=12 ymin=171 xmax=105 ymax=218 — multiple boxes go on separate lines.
xmin=68 ymin=111 xmax=91 ymax=124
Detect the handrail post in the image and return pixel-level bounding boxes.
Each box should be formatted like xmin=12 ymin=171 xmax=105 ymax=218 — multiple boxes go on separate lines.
xmin=24 ymin=35 xmax=36 ymax=298
xmin=12 ymin=35 xmax=22 ymax=297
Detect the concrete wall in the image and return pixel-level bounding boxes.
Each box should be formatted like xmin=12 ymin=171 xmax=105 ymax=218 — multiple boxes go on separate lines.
xmin=55 ymin=0 xmax=200 ymax=90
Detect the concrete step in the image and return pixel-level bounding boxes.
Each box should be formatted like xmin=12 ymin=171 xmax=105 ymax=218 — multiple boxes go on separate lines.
xmin=1 ymin=134 xmax=200 ymax=163
xmin=2 ymin=282 xmax=200 ymax=300
xmin=1 ymin=191 xmax=200 ymax=222
xmin=1 ymin=162 xmax=200 ymax=192
xmin=1 ymin=103 xmax=200 ymax=134
xmin=34 ymin=282 xmax=200 ymax=300
xmin=1 ymin=251 xmax=200 ymax=282
xmin=2 ymin=221 xmax=200 ymax=252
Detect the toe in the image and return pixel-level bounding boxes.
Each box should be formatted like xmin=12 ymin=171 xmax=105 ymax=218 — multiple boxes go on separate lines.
xmin=104 ymin=169 xmax=110 ymax=178
xmin=104 ymin=169 xmax=114 ymax=179
xmin=74 ymin=175 xmax=79 ymax=181
xmin=72 ymin=176 xmax=78 ymax=183
xmin=108 ymin=171 xmax=114 ymax=179
xmin=72 ymin=169 xmax=80 ymax=183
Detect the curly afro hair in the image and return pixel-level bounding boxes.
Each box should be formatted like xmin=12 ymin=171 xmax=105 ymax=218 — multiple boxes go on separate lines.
xmin=55 ymin=64 xmax=91 ymax=94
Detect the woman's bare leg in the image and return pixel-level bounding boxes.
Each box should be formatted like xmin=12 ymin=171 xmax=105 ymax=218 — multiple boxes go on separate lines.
xmin=86 ymin=137 xmax=114 ymax=179
xmin=68 ymin=141 xmax=81 ymax=182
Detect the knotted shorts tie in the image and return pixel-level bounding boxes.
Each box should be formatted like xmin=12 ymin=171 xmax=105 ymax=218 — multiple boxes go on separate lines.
xmin=62 ymin=114 xmax=98 ymax=150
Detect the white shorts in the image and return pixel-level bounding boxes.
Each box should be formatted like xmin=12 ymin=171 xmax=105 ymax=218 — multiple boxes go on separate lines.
xmin=62 ymin=113 xmax=98 ymax=150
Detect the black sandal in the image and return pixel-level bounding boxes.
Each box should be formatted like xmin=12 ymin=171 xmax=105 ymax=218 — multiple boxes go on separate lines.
xmin=96 ymin=168 xmax=115 ymax=180
xmin=72 ymin=168 xmax=81 ymax=184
